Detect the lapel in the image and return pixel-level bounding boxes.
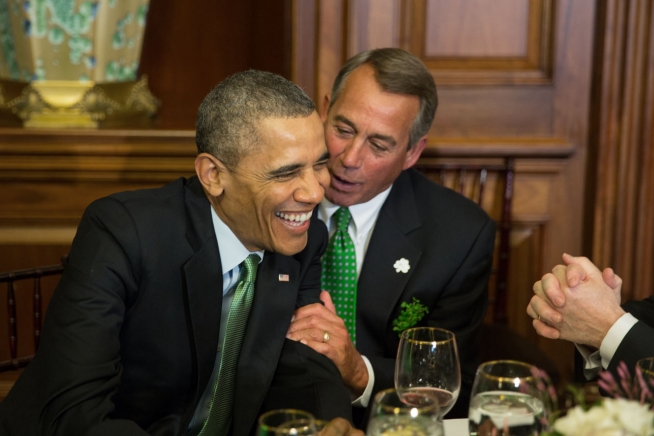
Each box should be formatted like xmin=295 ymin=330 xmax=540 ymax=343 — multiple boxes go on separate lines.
xmin=232 ymin=251 xmax=301 ymax=435
xmin=181 ymin=177 xmax=225 ymax=412
xmin=357 ymin=171 xmax=422 ymax=352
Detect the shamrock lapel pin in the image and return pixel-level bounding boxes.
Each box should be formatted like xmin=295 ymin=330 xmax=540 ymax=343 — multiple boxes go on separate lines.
xmin=393 ymin=258 xmax=410 ymax=273
xmin=392 ymin=297 xmax=429 ymax=336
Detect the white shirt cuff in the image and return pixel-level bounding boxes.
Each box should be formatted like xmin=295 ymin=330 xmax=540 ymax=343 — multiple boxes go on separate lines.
xmin=575 ymin=313 xmax=638 ymax=380
xmin=351 ymin=355 xmax=375 ymax=407
xmin=599 ymin=312 xmax=639 ymax=369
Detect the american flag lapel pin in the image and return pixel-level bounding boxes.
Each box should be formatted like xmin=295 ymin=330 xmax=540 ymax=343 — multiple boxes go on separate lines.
xmin=278 ymin=274 xmax=290 ymax=282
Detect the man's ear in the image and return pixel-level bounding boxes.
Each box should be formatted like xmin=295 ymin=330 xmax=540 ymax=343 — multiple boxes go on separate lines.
xmin=403 ymin=136 xmax=427 ymax=170
xmin=195 ymin=153 xmax=227 ymax=197
xmin=320 ymin=94 xmax=331 ymax=122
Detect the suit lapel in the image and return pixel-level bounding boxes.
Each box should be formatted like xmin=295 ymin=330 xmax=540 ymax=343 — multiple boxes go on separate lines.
xmin=232 ymin=251 xmax=301 ymax=435
xmin=357 ymin=171 xmax=422 ymax=354
xmin=182 ymin=177 xmax=225 ymax=414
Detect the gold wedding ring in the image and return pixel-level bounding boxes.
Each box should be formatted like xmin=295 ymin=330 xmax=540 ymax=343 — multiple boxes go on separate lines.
xmin=323 ymin=331 xmax=330 ymax=342
xmin=538 ymin=315 xmax=541 ymax=321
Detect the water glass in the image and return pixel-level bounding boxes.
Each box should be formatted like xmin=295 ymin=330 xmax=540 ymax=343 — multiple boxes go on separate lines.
xmin=468 ymin=360 xmax=547 ymax=436
xmin=367 ymin=387 xmax=444 ymax=436
xmin=257 ymin=409 xmax=316 ymax=435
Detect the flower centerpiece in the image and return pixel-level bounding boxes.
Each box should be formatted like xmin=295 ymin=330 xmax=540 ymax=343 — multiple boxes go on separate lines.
xmin=543 ymin=361 xmax=654 ymax=436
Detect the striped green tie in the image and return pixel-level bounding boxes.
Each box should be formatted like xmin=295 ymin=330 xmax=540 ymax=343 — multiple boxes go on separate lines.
xmin=321 ymin=207 xmax=357 ymax=344
xmin=199 ymin=254 xmax=259 ymax=436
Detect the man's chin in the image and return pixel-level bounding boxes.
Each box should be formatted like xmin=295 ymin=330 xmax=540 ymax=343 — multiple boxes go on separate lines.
xmin=273 ymin=236 xmax=309 ymax=256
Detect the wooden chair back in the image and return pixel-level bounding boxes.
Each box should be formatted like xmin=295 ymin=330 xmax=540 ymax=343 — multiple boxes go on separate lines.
xmin=416 ymin=158 xmax=515 ymax=324
xmin=0 ymin=263 xmax=64 ymax=372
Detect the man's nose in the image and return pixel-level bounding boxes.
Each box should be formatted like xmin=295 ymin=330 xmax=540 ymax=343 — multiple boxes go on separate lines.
xmin=295 ymin=169 xmax=325 ymax=204
xmin=339 ymin=140 xmax=364 ymax=168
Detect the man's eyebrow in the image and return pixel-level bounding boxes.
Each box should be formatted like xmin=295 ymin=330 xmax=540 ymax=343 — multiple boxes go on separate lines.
xmin=333 ymin=115 xmax=396 ymax=147
xmin=316 ymin=151 xmax=330 ymax=163
xmin=267 ymin=163 xmax=303 ymax=177
xmin=333 ymin=115 xmax=356 ymax=131
xmin=266 ymin=151 xmax=329 ymax=178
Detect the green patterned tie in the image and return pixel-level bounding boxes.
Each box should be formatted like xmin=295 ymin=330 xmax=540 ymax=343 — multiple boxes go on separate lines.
xmin=199 ymin=254 xmax=259 ymax=436
xmin=321 ymin=207 xmax=357 ymax=344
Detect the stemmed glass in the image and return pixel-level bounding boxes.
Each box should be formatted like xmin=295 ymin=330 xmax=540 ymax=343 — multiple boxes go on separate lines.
xmin=367 ymin=387 xmax=444 ymax=436
xmin=395 ymin=327 xmax=461 ymax=417
xmin=257 ymin=409 xmax=317 ymax=435
xmin=468 ymin=360 xmax=548 ymax=436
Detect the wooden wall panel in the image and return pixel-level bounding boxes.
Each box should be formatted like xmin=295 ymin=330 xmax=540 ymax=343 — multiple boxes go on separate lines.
xmin=405 ymin=0 xmax=554 ymax=84
xmin=138 ymin=0 xmax=287 ymax=129
xmin=587 ymin=0 xmax=654 ymax=301
xmin=425 ymin=0 xmax=529 ymax=57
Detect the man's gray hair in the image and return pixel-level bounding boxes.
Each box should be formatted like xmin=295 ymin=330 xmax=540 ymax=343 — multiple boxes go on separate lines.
xmin=196 ymin=70 xmax=316 ymax=169
xmin=329 ymin=48 xmax=438 ymax=148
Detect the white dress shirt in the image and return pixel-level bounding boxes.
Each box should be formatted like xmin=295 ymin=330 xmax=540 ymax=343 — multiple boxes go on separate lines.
xmin=318 ymin=186 xmax=392 ymax=407
xmin=187 ymin=208 xmax=263 ymax=435
xmin=577 ymin=312 xmax=639 ymax=379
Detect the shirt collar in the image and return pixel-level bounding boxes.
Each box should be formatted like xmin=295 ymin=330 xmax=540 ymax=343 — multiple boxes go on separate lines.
xmin=211 ymin=207 xmax=264 ymax=275
xmin=319 ymin=185 xmax=392 ymax=235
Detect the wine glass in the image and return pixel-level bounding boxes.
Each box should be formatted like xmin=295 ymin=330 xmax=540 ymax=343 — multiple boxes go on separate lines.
xmin=468 ymin=360 xmax=548 ymax=436
xmin=395 ymin=327 xmax=461 ymax=417
xmin=367 ymin=387 xmax=444 ymax=436
xmin=636 ymin=357 xmax=654 ymax=404
xmin=257 ymin=409 xmax=317 ymax=435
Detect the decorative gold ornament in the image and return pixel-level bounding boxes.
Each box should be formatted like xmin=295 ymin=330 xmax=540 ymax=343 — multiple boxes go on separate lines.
xmin=0 ymin=75 xmax=159 ymax=128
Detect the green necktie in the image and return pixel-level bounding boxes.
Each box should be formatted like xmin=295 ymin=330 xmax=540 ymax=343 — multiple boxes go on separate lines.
xmin=199 ymin=254 xmax=259 ymax=436
xmin=321 ymin=207 xmax=357 ymax=344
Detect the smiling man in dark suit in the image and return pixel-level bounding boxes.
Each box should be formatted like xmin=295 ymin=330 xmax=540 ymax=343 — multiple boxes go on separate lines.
xmin=0 ymin=71 xmax=356 ymax=436
xmin=287 ymin=48 xmax=496 ymax=422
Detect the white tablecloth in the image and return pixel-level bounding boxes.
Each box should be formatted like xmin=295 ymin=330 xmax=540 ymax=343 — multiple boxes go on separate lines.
xmin=443 ymin=418 xmax=467 ymax=436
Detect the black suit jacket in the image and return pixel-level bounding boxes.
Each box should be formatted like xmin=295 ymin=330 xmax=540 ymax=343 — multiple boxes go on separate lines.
xmin=0 ymin=176 xmax=350 ymax=436
xmin=608 ymin=296 xmax=654 ymax=373
xmin=355 ymin=169 xmax=495 ymax=420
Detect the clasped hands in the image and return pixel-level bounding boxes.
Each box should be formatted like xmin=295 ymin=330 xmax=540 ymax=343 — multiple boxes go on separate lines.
xmin=286 ymin=291 xmax=369 ymax=397
xmin=527 ymin=253 xmax=625 ymax=349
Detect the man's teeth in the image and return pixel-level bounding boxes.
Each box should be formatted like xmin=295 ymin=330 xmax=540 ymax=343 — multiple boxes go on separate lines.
xmin=276 ymin=210 xmax=313 ymax=224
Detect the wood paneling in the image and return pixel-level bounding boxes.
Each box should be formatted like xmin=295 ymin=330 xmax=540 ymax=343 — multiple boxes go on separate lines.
xmin=587 ymin=0 xmax=654 ymax=301
xmin=0 ymin=129 xmax=196 ymax=228
xmin=405 ymin=0 xmax=555 ymax=85
xmin=425 ymin=0 xmax=529 ymax=57
xmin=138 ymin=0 xmax=287 ymax=130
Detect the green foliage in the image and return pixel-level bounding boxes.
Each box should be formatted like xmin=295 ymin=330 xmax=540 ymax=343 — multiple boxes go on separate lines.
xmin=392 ymin=298 xmax=428 ymax=336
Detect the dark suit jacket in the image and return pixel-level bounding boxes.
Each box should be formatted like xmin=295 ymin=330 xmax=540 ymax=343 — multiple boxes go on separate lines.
xmin=608 ymin=296 xmax=654 ymax=373
xmin=355 ymin=169 xmax=495 ymax=420
xmin=0 ymin=176 xmax=350 ymax=436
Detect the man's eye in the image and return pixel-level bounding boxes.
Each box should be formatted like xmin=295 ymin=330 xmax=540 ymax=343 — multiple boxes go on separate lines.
xmin=335 ymin=127 xmax=352 ymax=136
xmin=274 ymin=172 xmax=296 ymax=180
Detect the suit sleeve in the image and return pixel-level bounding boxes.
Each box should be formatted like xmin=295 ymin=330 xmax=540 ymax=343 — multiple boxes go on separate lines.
xmin=27 ymin=197 xmax=149 ymax=436
xmin=608 ymin=321 xmax=654 ymax=374
xmin=608 ymin=297 xmax=654 ymax=372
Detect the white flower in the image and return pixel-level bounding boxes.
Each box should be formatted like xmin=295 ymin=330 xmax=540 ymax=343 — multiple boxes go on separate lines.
xmin=393 ymin=258 xmax=410 ymax=273
xmin=553 ymin=398 xmax=654 ymax=436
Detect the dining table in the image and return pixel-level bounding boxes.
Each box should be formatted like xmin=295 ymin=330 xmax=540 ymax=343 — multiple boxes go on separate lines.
xmin=443 ymin=418 xmax=468 ymax=436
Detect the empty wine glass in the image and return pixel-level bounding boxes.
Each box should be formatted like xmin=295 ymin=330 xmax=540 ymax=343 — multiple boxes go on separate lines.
xmin=257 ymin=409 xmax=317 ymax=436
xmin=468 ymin=360 xmax=548 ymax=436
xmin=367 ymin=387 xmax=444 ymax=436
xmin=395 ymin=327 xmax=461 ymax=417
